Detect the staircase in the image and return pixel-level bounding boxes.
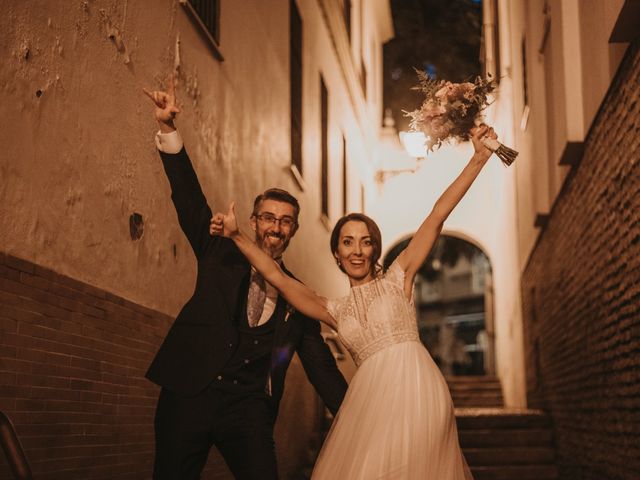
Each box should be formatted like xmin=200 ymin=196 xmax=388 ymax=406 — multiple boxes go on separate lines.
xmin=449 ymin=376 xmax=559 ymax=480
xmin=302 ymin=376 xmax=559 ymax=479
xmin=447 ymin=375 xmax=504 ymax=407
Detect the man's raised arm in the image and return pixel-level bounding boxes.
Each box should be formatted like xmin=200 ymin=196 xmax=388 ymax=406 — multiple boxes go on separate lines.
xmin=143 ymin=74 xmax=213 ymax=258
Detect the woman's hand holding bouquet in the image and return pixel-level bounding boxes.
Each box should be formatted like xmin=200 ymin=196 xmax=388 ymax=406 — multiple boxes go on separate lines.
xmin=405 ymin=70 xmax=518 ymax=166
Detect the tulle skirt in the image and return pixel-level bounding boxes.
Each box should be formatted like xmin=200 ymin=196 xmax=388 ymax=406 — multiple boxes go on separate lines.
xmin=312 ymin=340 xmax=472 ymax=479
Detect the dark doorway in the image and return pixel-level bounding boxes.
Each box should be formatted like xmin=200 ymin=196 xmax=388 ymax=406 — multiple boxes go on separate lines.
xmin=384 ymin=233 xmax=494 ymax=376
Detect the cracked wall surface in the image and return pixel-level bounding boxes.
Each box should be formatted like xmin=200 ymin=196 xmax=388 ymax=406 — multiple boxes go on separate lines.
xmin=1 ymin=0 xmax=374 ymax=477
xmin=0 ymin=0 xmax=346 ymax=320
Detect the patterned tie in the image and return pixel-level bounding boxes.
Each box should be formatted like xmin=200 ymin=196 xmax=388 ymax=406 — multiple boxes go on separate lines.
xmin=247 ymin=270 xmax=267 ymax=327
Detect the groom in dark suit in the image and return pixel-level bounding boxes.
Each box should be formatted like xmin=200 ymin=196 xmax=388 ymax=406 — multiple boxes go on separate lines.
xmin=143 ymin=77 xmax=347 ymax=479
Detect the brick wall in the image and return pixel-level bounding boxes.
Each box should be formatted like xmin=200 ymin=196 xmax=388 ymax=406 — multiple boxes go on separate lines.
xmin=521 ymin=41 xmax=640 ymax=480
xmin=0 ymin=251 xmax=315 ymax=479
xmin=0 ymin=252 xmax=167 ymax=478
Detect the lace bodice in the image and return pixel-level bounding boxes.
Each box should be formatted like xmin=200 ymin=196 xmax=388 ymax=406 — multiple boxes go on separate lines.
xmin=326 ymin=260 xmax=419 ymax=367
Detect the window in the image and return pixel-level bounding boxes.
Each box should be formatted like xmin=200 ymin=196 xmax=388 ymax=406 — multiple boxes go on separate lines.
xmin=342 ymin=135 xmax=348 ymax=215
xmin=520 ymin=36 xmax=530 ymax=130
xmin=180 ymin=0 xmax=223 ymax=61
xmin=290 ymin=0 xmax=304 ymax=183
xmin=361 ymin=58 xmax=367 ymax=98
xmin=321 ymin=76 xmax=329 ymax=219
xmin=481 ymin=0 xmax=501 ymax=83
xmin=538 ymin=1 xmax=551 ymax=55
xmin=492 ymin=0 xmax=501 ymax=81
xmin=342 ymin=0 xmax=352 ymax=41
xmin=359 ymin=3 xmax=367 ymax=97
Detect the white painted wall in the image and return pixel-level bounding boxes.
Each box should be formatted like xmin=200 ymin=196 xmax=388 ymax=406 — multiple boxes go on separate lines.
xmin=510 ymin=0 xmax=629 ymax=268
xmin=369 ymin=130 xmax=526 ymax=406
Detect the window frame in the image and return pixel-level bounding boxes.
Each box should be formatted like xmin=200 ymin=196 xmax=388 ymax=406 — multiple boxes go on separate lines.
xmin=320 ymin=75 xmax=330 ymax=224
xmin=289 ymin=0 xmax=305 ymax=189
xmin=180 ymin=0 xmax=224 ymax=61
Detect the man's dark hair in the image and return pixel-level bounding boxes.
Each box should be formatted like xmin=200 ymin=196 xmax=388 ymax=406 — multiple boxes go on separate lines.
xmin=252 ymin=188 xmax=300 ymax=221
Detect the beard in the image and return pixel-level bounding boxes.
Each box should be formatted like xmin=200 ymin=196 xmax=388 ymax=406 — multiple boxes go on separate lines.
xmin=255 ymin=230 xmax=290 ymax=258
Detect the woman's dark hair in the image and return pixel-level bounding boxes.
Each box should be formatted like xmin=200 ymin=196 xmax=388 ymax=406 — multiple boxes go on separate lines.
xmin=330 ymin=213 xmax=383 ymax=276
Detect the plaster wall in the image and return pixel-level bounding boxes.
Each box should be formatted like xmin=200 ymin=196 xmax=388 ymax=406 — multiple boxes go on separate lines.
xmin=486 ymin=0 xmax=630 ymax=406
xmin=1 ymin=0 xmax=287 ymax=316
xmin=511 ymin=0 xmax=628 ymax=268
xmin=369 ymin=0 xmax=529 ymax=406
xmin=0 ymin=0 xmax=391 ymax=475
xmin=508 ymin=0 xmax=551 ymax=269
xmin=0 ymin=0 xmax=383 ymax=317
xmin=369 ymin=131 xmax=526 ymax=406
xmin=577 ymin=0 xmax=627 ymax=132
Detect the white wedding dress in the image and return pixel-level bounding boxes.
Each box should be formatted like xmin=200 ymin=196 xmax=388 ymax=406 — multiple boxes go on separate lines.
xmin=312 ymin=260 xmax=472 ymax=479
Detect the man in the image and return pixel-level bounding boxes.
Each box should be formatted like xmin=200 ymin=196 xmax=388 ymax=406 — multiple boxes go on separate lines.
xmin=143 ymin=76 xmax=347 ymax=479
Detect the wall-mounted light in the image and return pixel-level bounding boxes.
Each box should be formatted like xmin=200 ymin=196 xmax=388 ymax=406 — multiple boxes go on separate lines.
xmin=374 ymin=111 xmax=428 ymax=185
xmin=399 ymin=131 xmax=428 ymax=160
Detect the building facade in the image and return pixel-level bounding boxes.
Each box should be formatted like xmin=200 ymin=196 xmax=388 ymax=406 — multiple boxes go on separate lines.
xmin=0 ymin=0 xmax=392 ymax=477
xmin=507 ymin=0 xmax=639 ymax=478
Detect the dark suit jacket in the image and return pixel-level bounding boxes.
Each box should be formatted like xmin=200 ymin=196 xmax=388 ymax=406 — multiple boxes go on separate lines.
xmin=146 ymin=147 xmax=347 ymax=414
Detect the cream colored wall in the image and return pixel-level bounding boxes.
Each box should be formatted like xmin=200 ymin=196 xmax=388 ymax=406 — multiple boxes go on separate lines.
xmin=0 ymin=0 xmax=389 ymax=318
xmin=369 ymin=131 xmax=526 ymax=406
xmin=1 ymin=2 xmax=391 ymax=473
xmin=367 ymin=0 xmax=534 ymax=407
xmin=494 ymin=0 xmax=630 ymax=405
xmin=508 ymin=0 xmax=547 ymax=269
xmin=290 ymin=0 xmax=391 ymax=381
xmin=577 ymin=0 xmax=627 ymax=132
xmin=0 ymin=0 xmax=290 ymax=316
xmin=512 ymin=0 xmax=628 ymax=269
xmin=285 ymin=0 xmax=378 ymax=301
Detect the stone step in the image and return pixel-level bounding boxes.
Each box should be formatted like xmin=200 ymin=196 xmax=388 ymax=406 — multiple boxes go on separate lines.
xmin=444 ymin=375 xmax=500 ymax=382
xmin=450 ymin=392 xmax=503 ymax=400
xmin=469 ymin=465 xmax=559 ymax=480
xmin=450 ymin=388 xmax=502 ymax=395
xmin=448 ymin=383 xmax=502 ymax=395
xmin=447 ymin=376 xmax=501 ymax=383
xmin=451 ymin=392 xmax=502 ymax=402
xmin=452 ymin=397 xmax=504 ymax=408
xmin=449 ymin=383 xmax=502 ymax=395
xmin=455 ymin=409 xmax=551 ymax=429
xmin=463 ymin=447 xmax=555 ymax=465
xmin=446 ymin=375 xmax=500 ymax=383
xmin=446 ymin=376 xmax=504 ymax=408
xmin=459 ymin=428 xmax=553 ymax=447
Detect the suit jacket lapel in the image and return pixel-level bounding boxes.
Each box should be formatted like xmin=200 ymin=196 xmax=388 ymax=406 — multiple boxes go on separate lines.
xmin=220 ymin=252 xmax=251 ymax=324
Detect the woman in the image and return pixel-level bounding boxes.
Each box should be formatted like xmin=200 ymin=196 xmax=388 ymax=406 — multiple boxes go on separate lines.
xmin=211 ymin=125 xmax=496 ymax=478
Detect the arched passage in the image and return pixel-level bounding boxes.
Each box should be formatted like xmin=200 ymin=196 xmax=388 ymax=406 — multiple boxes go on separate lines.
xmin=383 ymin=233 xmax=494 ymax=377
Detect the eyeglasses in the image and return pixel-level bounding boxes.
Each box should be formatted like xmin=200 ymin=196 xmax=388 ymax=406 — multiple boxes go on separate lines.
xmin=254 ymin=213 xmax=297 ymax=229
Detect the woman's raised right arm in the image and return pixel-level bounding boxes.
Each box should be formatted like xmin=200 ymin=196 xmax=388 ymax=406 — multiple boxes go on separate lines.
xmin=211 ymin=203 xmax=337 ymax=329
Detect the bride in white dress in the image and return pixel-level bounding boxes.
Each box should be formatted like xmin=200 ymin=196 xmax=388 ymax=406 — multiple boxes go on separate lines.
xmin=211 ymin=125 xmax=497 ymax=479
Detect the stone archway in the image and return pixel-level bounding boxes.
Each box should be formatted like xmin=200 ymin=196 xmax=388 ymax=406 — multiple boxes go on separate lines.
xmin=384 ymin=233 xmax=494 ymax=377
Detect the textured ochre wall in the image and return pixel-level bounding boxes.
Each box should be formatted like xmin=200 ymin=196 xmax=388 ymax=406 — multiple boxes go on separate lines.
xmin=0 ymin=0 xmax=351 ymax=317
xmin=0 ymin=0 xmax=385 ymax=477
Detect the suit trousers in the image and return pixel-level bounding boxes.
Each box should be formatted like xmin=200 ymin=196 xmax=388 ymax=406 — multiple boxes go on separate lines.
xmin=153 ymin=384 xmax=278 ymax=479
